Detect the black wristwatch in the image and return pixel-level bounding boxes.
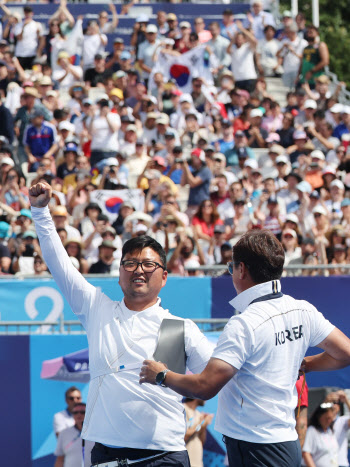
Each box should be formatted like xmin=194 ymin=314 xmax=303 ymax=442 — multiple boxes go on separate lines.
xmin=155 ymin=369 xmax=170 ymax=387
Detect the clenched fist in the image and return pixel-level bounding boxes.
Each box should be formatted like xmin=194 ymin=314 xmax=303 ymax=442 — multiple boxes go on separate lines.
xmin=29 ymin=182 xmax=52 ymax=208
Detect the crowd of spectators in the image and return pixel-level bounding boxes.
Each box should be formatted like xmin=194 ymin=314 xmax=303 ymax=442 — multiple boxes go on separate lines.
xmin=0 ymin=0 xmax=349 ymax=277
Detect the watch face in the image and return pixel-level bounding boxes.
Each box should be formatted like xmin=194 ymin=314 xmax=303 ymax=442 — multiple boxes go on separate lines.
xmin=156 ymin=371 xmax=165 ymax=385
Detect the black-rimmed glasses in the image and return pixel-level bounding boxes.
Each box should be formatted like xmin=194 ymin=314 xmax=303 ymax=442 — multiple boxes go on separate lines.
xmin=121 ymin=260 xmax=166 ymax=273
xmin=227 ymin=261 xmax=240 ymax=275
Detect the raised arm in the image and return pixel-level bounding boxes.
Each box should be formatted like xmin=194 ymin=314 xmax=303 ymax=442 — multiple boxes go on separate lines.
xmin=29 ymin=182 xmax=97 ymax=324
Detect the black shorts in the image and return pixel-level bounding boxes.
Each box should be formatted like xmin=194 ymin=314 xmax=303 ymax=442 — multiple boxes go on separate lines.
xmin=224 ymin=435 xmax=301 ymax=467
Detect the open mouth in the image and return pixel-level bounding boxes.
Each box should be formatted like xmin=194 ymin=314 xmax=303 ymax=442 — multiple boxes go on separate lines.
xmin=132 ymin=278 xmax=146 ymax=284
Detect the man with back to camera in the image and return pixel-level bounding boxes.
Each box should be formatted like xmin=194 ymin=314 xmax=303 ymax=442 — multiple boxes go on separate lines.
xmin=140 ymin=229 xmax=350 ymax=467
xmin=29 ymin=181 xmax=213 ymax=466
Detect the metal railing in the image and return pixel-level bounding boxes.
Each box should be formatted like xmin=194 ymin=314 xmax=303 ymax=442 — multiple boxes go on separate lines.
xmin=0 ymin=318 xmax=229 ymax=335
xmin=185 ymin=263 xmax=350 ymax=273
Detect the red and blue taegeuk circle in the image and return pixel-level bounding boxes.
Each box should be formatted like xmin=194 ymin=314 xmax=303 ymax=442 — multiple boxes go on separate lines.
xmin=105 ymin=197 xmax=124 ymax=214
xmin=170 ymin=64 xmax=190 ymax=87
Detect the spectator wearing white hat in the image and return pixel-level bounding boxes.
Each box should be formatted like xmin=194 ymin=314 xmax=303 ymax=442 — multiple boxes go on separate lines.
xmin=325 ymin=179 xmax=345 ymax=225
xmin=137 ymin=24 xmax=160 ymax=84
xmin=170 ymin=94 xmax=202 ymax=131
xmin=277 ymin=23 xmax=307 ymax=89
xmin=245 ymin=108 xmax=268 ymax=148
xmin=333 ymin=106 xmax=350 ymax=141
xmin=294 ymin=99 xmax=317 ymax=127
xmin=280 ymin=227 xmax=302 ymax=271
xmin=311 ymin=205 xmax=330 ymax=241
xmin=244 ymin=0 xmax=275 ymax=41
xmin=119 ymin=124 xmax=138 ymax=159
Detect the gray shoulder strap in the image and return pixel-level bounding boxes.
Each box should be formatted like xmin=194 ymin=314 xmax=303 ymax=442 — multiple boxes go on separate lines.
xmin=153 ymin=319 xmax=186 ymax=374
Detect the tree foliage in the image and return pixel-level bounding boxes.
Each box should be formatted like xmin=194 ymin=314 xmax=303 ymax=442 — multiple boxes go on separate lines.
xmin=280 ymin=0 xmax=350 ymax=86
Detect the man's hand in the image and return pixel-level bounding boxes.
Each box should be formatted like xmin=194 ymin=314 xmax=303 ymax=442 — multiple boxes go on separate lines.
xmin=29 ymin=182 xmax=52 ymax=208
xmin=139 ymin=360 xmax=168 ymax=385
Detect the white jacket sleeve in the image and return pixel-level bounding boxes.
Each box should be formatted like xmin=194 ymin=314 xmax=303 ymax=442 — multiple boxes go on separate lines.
xmin=31 ymin=205 xmax=98 ymax=329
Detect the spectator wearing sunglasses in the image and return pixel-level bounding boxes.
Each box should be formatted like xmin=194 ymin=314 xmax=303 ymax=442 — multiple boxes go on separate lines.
xmin=55 ymin=402 xmax=94 ymax=467
xmin=53 ymin=386 xmax=82 ymax=437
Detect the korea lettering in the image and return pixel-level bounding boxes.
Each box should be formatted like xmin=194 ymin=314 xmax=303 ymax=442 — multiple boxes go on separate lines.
xmin=275 ymin=325 xmax=303 ymax=346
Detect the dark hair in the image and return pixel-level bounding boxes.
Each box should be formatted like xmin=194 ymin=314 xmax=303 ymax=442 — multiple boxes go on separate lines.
xmin=189 ymin=32 xmax=199 ymax=42
xmin=65 ymin=386 xmax=81 ymax=399
xmin=309 ymin=404 xmax=334 ymax=431
xmin=121 ymin=235 xmax=167 ymax=269
xmin=194 ymin=199 xmax=220 ymax=223
xmin=74 ymin=402 xmax=86 ymax=408
xmin=264 ymin=25 xmax=276 ymax=34
xmin=232 ymin=230 xmax=285 ymax=283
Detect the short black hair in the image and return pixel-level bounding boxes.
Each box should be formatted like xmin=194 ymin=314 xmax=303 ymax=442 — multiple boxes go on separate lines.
xmin=232 ymin=230 xmax=285 ymax=283
xmin=121 ymin=236 xmax=167 ymax=269
xmin=65 ymin=386 xmax=81 ymax=399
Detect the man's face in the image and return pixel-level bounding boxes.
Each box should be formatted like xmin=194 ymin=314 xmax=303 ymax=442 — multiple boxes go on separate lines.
xmin=66 ymin=390 xmax=82 ymax=412
xmin=72 ymin=403 xmax=86 ymax=424
xmin=53 ymin=215 xmax=67 ymax=228
xmin=118 ymin=247 xmax=167 ymax=305
xmin=100 ymin=245 xmax=115 ymax=261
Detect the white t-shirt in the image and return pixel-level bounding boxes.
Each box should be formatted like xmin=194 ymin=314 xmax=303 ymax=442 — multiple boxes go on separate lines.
xmin=52 ymin=65 xmax=83 ymax=90
xmin=83 ymin=33 xmax=107 ymax=70
xmin=55 ymin=425 xmax=94 ymax=467
xmin=333 ymin=415 xmax=350 ymax=466
xmin=14 ymin=20 xmax=43 ymax=57
xmin=32 ymin=205 xmax=214 ymax=451
xmin=257 ymin=38 xmax=280 ymax=75
xmin=230 ymin=42 xmax=257 ymax=82
xmin=302 ymin=426 xmax=339 ymax=467
xmin=212 ymin=280 xmax=335 ymax=444
xmin=53 ymin=409 xmax=75 ymax=435
xmin=279 ymin=37 xmax=308 ymax=73
xmin=90 ymin=112 xmax=121 ymax=151
xmin=137 ymin=39 xmax=160 ymax=79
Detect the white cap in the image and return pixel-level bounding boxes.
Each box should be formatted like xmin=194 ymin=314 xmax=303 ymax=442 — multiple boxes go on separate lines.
xmin=213 ymin=152 xmax=226 ymax=163
xmin=285 ymin=213 xmax=299 ymax=224
xmin=104 ymin=157 xmax=119 ymax=167
xmin=342 ymin=106 xmax=350 ymax=115
xmin=146 ymin=24 xmax=158 ymax=34
xmin=275 ymin=155 xmax=289 ymax=165
xmin=311 ymin=150 xmax=325 ymax=160
xmin=250 ymin=108 xmax=263 ymax=118
xmin=179 ymin=93 xmax=193 ymax=103
xmin=313 ymin=205 xmax=328 ymax=216
xmin=322 ymin=165 xmax=336 ymax=176
xmin=304 ymin=99 xmax=317 ymax=109
xmin=330 ymin=103 xmax=344 ymax=114
xmin=330 ymin=179 xmax=345 ymax=190
xmin=244 ymin=159 xmax=258 ymax=169
xmin=58 ymin=121 xmax=75 ymax=132
xmin=0 ymin=156 xmax=14 ymax=167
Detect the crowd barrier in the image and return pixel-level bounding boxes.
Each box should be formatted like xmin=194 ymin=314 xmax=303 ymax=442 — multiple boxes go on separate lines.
xmin=2 ymin=275 xmax=350 ymax=466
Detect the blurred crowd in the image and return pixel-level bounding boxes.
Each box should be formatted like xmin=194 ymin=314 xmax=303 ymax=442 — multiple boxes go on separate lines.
xmin=0 ymin=0 xmax=350 ymax=277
